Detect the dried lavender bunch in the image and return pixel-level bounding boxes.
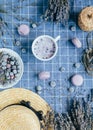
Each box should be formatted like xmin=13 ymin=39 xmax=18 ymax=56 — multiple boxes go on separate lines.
xmin=70 ymin=99 xmax=92 ymax=130
xmin=43 ymin=0 xmax=70 ymax=25
xmin=54 ymin=113 xmax=76 ymax=130
xmin=54 ymin=99 xmax=93 ymax=130
xmin=42 ymin=110 xmax=55 ymax=130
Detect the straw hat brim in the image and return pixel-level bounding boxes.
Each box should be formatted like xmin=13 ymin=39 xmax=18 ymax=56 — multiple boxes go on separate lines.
xmin=0 ymin=88 xmax=54 ymax=130
xmin=0 ymin=88 xmax=50 ymax=115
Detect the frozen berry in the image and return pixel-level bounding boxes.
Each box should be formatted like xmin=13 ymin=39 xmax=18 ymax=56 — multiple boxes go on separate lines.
xmin=2 ymin=62 xmax=7 ymax=66
xmin=15 ymin=61 xmax=19 ymax=65
xmin=7 ymin=64 xmax=11 ymax=68
xmin=37 ymin=91 xmax=42 ymax=94
xmin=36 ymin=85 xmax=42 ymax=91
xmin=49 ymin=81 xmax=56 ymax=87
xmin=12 ymin=65 xmax=16 ymax=70
xmin=21 ymin=48 xmax=27 ymax=53
xmin=10 ymin=72 xmax=14 ymax=76
xmin=2 ymin=54 xmax=9 ymax=59
xmin=68 ymin=87 xmax=75 ymax=93
xmin=11 ymin=56 xmax=15 ymax=60
xmin=10 ymin=75 xmax=15 ymax=79
xmin=15 ymin=41 xmax=21 ymax=46
xmin=17 ymin=69 xmax=20 ymax=73
xmin=2 ymin=66 xmax=6 ymax=70
xmin=74 ymin=63 xmax=81 ymax=68
xmin=13 ymin=70 xmax=17 ymax=74
xmin=10 ymin=61 xmax=15 ymax=65
xmin=59 ymin=67 xmax=65 ymax=72
xmin=5 ymin=72 xmax=9 ymax=77
xmin=32 ymin=23 xmax=37 ymax=28
xmin=70 ymin=26 xmax=76 ymax=31
xmin=7 ymin=68 xmax=11 ymax=72
xmin=6 ymin=76 xmax=10 ymax=80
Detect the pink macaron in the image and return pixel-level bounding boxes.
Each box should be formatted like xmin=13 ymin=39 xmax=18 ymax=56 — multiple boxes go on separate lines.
xmin=38 ymin=71 xmax=50 ymax=80
xmin=72 ymin=38 xmax=82 ymax=48
xmin=71 ymin=74 xmax=84 ymax=86
xmin=18 ymin=24 xmax=30 ymax=36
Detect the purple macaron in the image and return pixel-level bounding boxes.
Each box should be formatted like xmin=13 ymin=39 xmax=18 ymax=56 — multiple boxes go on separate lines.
xmin=71 ymin=74 xmax=84 ymax=86
xmin=72 ymin=38 xmax=82 ymax=48
xmin=38 ymin=71 xmax=50 ymax=80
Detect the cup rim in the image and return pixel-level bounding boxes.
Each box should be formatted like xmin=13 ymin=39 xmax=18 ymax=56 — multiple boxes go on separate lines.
xmin=32 ymin=35 xmax=58 ymax=61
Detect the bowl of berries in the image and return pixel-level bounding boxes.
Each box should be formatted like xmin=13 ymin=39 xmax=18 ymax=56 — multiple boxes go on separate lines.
xmin=0 ymin=48 xmax=24 ymax=89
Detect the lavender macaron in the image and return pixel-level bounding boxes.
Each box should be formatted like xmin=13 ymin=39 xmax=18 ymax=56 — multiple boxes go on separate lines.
xmin=72 ymin=38 xmax=82 ymax=48
xmin=18 ymin=24 xmax=30 ymax=36
xmin=71 ymin=74 xmax=84 ymax=86
xmin=38 ymin=71 xmax=50 ymax=80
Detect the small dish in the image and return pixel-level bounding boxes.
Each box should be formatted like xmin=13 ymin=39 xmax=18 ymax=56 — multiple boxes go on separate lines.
xmin=0 ymin=48 xmax=24 ymax=89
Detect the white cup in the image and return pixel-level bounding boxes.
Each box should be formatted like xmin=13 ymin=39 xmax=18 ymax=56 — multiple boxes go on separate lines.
xmin=32 ymin=35 xmax=60 ymax=61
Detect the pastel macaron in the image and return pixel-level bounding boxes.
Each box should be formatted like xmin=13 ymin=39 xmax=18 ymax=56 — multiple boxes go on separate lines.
xmin=38 ymin=71 xmax=50 ymax=80
xmin=18 ymin=24 xmax=30 ymax=36
xmin=71 ymin=74 xmax=84 ymax=86
xmin=72 ymin=38 xmax=82 ymax=48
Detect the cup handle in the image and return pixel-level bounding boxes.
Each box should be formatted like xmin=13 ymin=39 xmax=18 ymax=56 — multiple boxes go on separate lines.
xmin=54 ymin=35 xmax=61 ymax=42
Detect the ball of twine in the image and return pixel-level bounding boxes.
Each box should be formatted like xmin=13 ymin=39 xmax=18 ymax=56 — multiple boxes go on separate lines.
xmin=78 ymin=6 xmax=93 ymax=31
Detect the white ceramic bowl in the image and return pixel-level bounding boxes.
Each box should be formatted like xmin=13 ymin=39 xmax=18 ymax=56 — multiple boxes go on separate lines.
xmin=32 ymin=35 xmax=60 ymax=61
xmin=0 ymin=48 xmax=24 ymax=89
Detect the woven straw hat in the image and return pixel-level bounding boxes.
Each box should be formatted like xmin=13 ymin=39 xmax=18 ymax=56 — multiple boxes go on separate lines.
xmin=0 ymin=88 xmax=54 ymax=130
xmin=78 ymin=6 xmax=93 ymax=31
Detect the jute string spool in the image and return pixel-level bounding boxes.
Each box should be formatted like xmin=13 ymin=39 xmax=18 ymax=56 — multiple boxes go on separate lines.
xmin=78 ymin=6 xmax=93 ymax=31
